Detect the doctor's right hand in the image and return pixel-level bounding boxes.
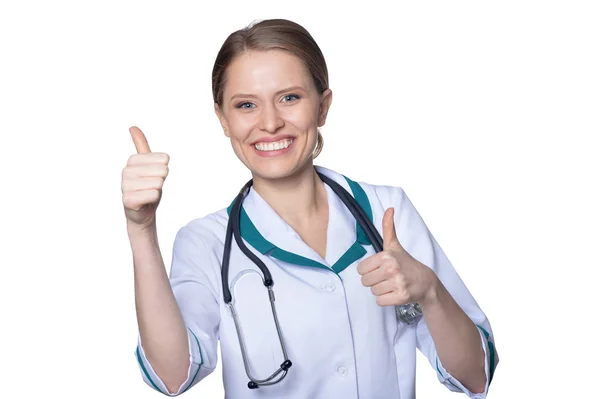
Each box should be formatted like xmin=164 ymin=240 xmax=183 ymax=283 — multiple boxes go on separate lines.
xmin=121 ymin=126 xmax=170 ymax=228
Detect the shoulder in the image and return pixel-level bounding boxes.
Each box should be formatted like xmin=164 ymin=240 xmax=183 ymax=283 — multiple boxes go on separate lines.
xmin=168 ymin=208 xmax=229 ymax=285
xmin=317 ymin=165 xmax=410 ymax=214
xmin=355 ymin=179 xmax=410 ymax=211
xmin=173 ymin=207 xmax=230 ymax=253
xmin=325 ymin=168 xmax=437 ymax=262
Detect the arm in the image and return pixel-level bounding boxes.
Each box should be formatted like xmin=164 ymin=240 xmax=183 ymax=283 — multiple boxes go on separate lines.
xmin=122 ymin=126 xmax=220 ymax=395
xmin=132 ymin=222 xmax=221 ymax=396
xmin=368 ymin=185 xmax=499 ymax=397
xmin=129 ymin=221 xmax=190 ymax=394
xmin=395 ymin=190 xmax=498 ymax=397
xmin=420 ymin=276 xmax=486 ymax=393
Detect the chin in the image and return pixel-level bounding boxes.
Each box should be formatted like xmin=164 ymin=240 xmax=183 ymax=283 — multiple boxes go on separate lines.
xmin=247 ymin=156 xmax=313 ymax=182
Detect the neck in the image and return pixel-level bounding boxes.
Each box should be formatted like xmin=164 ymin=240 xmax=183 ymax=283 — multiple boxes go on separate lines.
xmin=252 ymin=163 xmax=327 ymax=229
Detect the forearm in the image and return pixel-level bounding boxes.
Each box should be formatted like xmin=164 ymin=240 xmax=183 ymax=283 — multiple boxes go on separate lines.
xmin=421 ymin=278 xmax=486 ymax=393
xmin=129 ymin=221 xmax=190 ymax=392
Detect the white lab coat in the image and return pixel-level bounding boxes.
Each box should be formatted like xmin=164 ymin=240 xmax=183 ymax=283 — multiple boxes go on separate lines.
xmin=135 ymin=166 xmax=498 ymax=398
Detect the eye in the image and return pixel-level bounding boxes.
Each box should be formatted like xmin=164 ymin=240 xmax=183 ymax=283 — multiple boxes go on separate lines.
xmin=235 ymin=102 xmax=255 ymax=109
xmin=282 ymin=94 xmax=300 ymax=102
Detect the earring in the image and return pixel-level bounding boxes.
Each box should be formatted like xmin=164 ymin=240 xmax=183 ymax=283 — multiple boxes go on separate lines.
xmin=313 ymin=129 xmax=323 ymax=159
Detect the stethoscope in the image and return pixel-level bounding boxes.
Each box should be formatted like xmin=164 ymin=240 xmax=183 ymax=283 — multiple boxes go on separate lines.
xmin=221 ymin=171 xmax=423 ymax=390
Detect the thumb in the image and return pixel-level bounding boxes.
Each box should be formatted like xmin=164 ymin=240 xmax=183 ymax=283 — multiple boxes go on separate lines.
xmin=382 ymin=207 xmax=401 ymax=250
xmin=129 ymin=126 xmax=151 ymax=154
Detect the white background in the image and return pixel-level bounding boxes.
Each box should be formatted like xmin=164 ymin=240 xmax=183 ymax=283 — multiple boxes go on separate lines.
xmin=1 ymin=1 xmax=598 ymax=398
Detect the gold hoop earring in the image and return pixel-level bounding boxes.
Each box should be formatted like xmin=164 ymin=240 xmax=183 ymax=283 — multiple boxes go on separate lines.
xmin=313 ymin=130 xmax=323 ymax=159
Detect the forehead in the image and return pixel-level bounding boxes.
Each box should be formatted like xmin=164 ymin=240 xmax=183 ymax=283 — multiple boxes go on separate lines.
xmin=224 ymin=49 xmax=313 ymax=96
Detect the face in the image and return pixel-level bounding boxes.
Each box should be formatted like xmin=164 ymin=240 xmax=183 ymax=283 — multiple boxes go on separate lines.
xmin=215 ymin=49 xmax=332 ymax=181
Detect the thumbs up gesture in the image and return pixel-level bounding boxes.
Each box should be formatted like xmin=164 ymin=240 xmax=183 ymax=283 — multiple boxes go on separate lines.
xmin=121 ymin=126 xmax=170 ymax=228
xmin=357 ymin=208 xmax=439 ymax=307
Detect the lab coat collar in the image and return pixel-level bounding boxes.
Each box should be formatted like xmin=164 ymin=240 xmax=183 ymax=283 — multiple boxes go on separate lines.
xmin=226 ymin=166 xmax=373 ymax=273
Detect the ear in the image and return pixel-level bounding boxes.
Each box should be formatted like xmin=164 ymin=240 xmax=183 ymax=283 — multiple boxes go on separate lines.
xmin=317 ymin=89 xmax=333 ymax=127
xmin=214 ymin=103 xmax=230 ymax=137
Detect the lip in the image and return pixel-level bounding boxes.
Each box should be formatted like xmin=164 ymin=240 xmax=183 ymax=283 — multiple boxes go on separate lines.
xmin=252 ymin=135 xmax=296 ymax=144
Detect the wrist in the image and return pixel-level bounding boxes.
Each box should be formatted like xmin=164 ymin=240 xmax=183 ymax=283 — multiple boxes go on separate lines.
xmin=421 ymin=272 xmax=443 ymax=308
xmin=127 ymin=219 xmax=157 ymax=239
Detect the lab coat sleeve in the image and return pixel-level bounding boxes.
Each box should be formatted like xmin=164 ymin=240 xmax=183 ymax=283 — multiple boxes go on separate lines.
xmin=134 ymin=223 xmax=221 ymax=396
xmin=386 ymin=186 xmax=499 ymax=398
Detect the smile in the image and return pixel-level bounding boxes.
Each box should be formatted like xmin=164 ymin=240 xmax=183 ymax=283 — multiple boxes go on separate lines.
xmin=254 ymin=138 xmax=294 ymax=152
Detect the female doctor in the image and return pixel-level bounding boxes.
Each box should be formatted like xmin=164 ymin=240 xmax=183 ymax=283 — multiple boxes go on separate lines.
xmin=122 ymin=18 xmax=498 ymax=399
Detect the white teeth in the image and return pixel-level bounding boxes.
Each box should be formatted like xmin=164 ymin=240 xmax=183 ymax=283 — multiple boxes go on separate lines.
xmin=254 ymin=139 xmax=293 ymax=151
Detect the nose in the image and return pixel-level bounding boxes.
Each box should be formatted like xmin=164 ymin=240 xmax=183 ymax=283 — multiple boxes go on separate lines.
xmin=258 ymin=103 xmax=284 ymax=133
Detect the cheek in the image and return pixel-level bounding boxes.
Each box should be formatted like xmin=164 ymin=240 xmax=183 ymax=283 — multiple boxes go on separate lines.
xmin=227 ymin=116 xmax=255 ymax=141
xmin=284 ymin=103 xmax=318 ymax=128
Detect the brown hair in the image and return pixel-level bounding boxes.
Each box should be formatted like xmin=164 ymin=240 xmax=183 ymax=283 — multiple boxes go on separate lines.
xmin=212 ymin=18 xmax=328 ymax=158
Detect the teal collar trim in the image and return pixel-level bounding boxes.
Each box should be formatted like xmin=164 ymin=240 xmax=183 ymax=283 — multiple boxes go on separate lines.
xmin=331 ymin=241 xmax=367 ymax=273
xmin=226 ymin=174 xmax=373 ymax=274
xmin=343 ymin=176 xmax=372 ymax=246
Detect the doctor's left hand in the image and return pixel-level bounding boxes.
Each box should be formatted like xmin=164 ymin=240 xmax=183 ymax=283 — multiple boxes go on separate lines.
xmin=357 ymin=208 xmax=440 ymax=307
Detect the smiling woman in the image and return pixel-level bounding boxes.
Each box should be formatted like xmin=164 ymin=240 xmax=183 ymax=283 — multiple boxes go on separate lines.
xmin=213 ymin=44 xmax=331 ymax=181
xmin=122 ymin=18 xmax=498 ymax=399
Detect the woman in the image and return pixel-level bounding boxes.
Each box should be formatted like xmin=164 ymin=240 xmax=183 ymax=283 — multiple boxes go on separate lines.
xmin=122 ymin=18 xmax=498 ymax=399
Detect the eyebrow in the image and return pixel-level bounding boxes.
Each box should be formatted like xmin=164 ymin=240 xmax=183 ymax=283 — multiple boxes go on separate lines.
xmin=230 ymin=86 xmax=306 ymax=101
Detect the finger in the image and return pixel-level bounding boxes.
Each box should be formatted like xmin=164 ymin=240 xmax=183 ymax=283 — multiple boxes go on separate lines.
xmin=360 ymin=265 xmax=387 ymax=287
xmin=356 ymin=252 xmax=387 ymax=275
xmin=383 ymin=207 xmax=401 ymax=250
xmin=370 ymin=280 xmax=395 ymax=296
xmin=129 ymin=126 xmax=151 ymax=154
xmin=122 ymin=189 xmax=161 ymax=210
xmin=127 ymin=152 xmax=170 ymax=166
xmin=123 ymin=163 xmax=169 ymax=179
xmin=122 ymin=177 xmax=165 ymax=193
xmin=375 ymin=292 xmax=401 ymax=307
